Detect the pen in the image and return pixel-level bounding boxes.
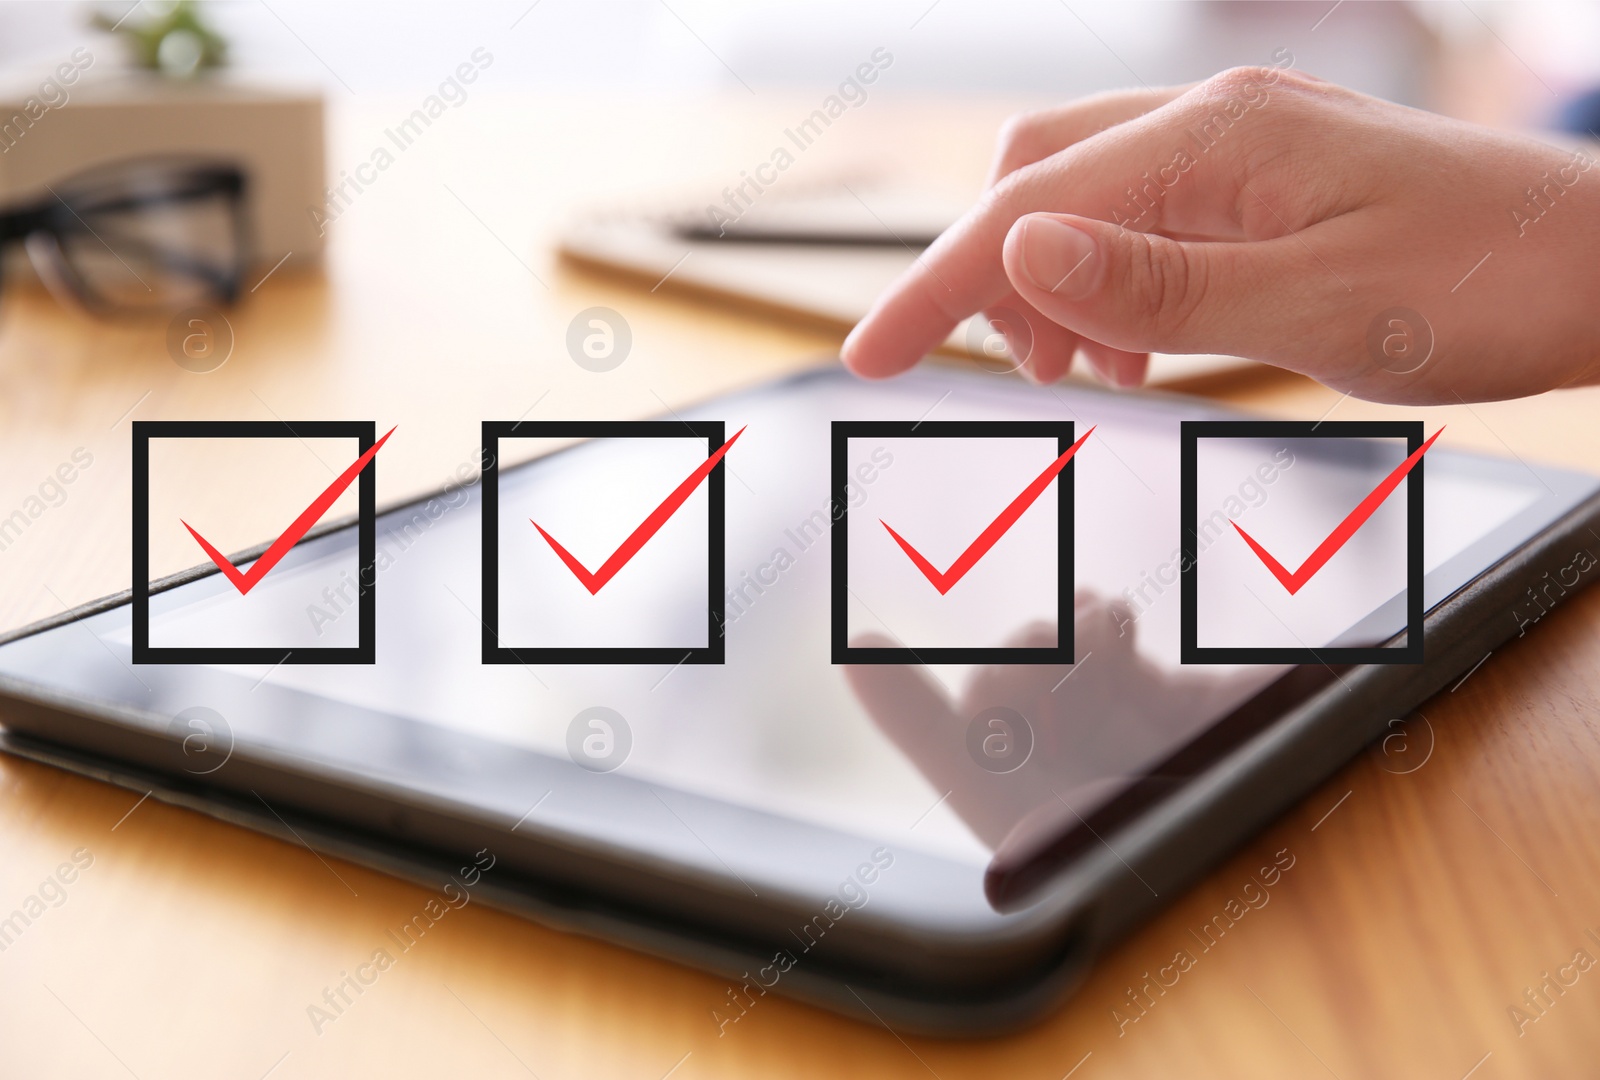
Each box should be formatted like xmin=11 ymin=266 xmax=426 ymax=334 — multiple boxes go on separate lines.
xmin=671 ymin=222 xmax=942 ymax=247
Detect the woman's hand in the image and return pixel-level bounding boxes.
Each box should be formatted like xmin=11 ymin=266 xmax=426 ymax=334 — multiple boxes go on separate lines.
xmin=841 ymin=65 xmax=1600 ymax=404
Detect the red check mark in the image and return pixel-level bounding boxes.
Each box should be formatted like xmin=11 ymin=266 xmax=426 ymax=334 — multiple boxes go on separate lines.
xmin=183 ymin=426 xmax=396 ymax=596
xmin=1232 ymin=428 xmax=1443 ymax=595
xmin=532 ymin=427 xmax=745 ymax=595
xmin=881 ymin=427 xmax=1094 ymax=596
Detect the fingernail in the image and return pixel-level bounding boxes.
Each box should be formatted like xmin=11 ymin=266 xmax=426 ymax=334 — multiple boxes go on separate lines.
xmin=1021 ymin=217 xmax=1099 ymax=301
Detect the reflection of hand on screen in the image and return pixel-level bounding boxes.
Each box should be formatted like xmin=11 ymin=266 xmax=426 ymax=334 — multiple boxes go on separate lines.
xmin=843 ymin=590 xmax=1255 ymax=867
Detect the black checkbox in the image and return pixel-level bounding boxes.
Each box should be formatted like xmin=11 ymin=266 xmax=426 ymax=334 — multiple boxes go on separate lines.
xmin=481 ymin=420 xmax=727 ymax=665
xmin=1180 ymin=420 xmax=1425 ymax=665
xmin=831 ymin=420 xmax=1076 ymax=666
xmin=132 ymin=420 xmax=377 ymax=666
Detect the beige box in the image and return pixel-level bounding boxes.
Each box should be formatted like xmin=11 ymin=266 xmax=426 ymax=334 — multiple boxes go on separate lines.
xmin=0 ymin=66 xmax=325 ymax=269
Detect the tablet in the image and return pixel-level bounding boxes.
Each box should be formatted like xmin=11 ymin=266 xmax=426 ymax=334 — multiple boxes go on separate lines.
xmin=2 ymin=365 xmax=1596 ymax=1034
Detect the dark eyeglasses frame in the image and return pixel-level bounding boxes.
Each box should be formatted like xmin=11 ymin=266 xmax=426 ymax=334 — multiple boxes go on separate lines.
xmin=0 ymin=159 xmax=248 ymax=315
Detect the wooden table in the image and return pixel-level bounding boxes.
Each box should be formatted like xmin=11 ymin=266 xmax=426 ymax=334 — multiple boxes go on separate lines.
xmin=2 ymin=92 xmax=1598 ymax=1080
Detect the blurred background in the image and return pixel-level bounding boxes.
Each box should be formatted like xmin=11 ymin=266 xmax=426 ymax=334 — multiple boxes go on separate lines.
xmin=3 ymin=0 xmax=1598 ymax=113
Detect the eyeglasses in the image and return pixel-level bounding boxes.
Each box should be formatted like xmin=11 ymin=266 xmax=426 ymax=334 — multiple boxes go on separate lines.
xmin=0 ymin=158 xmax=249 ymax=315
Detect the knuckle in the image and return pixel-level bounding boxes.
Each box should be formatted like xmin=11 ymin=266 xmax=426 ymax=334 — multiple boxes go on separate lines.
xmin=1272 ymin=66 xmax=1323 ymax=92
xmin=1178 ymin=64 xmax=1319 ymax=173
xmin=1199 ymin=65 xmax=1282 ymax=100
xmin=995 ymin=110 xmax=1041 ymax=152
xmin=972 ymin=178 xmax=1011 ymax=225
xmin=992 ymin=109 xmax=1052 ymax=174
xmin=1186 ymin=64 xmax=1314 ymax=123
xmin=980 ymin=163 xmax=1039 ymax=218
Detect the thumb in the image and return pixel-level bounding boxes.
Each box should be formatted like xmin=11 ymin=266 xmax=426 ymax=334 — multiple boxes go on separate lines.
xmin=1002 ymin=212 xmax=1320 ymax=360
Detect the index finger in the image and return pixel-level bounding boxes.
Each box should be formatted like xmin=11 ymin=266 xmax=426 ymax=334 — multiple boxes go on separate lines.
xmin=842 ymin=81 xmax=1245 ymax=379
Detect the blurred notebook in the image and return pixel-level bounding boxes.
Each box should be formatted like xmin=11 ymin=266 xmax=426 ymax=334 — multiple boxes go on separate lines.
xmin=557 ymin=187 xmax=1253 ymax=386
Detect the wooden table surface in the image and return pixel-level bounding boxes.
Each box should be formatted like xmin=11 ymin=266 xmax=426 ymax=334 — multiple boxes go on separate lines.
xmin=3 ymin=92 xmax=1599 ymax=1080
